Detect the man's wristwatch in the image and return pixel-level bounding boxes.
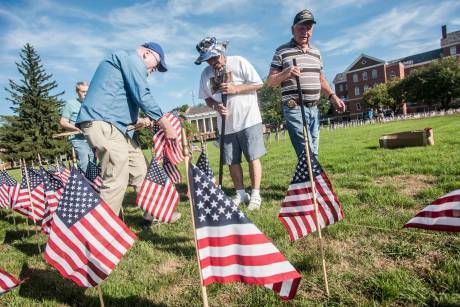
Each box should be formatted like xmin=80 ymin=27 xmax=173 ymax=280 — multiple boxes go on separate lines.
xmin=328 ymin=93 xmax=336 ymax=100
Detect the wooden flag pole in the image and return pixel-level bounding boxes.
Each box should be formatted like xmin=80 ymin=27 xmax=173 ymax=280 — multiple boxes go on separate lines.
xmin=302 ymin=127 xmax=330 ymax=297
xmin=21 ymin=159 xmax=42 ymax=253
xmin=293 ymin=58 xmax=330 ymax=296
xmin=97 ymin=285 xmax=105 ymax=307
xmin=37 ymin=153 xmax=43 ymax=167
xmin=1 ymin=164 xmax=17 ymax=226
xmin=182 ymin=128 xmax=209 ymax=307
xmin=71 ymin=148 xmax=78 ymax=168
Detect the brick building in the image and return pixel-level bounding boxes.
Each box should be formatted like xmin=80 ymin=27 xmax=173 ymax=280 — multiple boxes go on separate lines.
xmin=333 ymin=25 xmax=460 ymax=119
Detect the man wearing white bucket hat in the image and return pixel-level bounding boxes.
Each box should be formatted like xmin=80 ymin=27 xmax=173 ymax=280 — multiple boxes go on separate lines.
xmin=196 ymin=37 xmax=265 ymax=211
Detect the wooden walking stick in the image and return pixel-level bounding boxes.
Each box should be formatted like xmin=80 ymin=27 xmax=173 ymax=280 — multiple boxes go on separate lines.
xmin=216 ymin=64 xmax=228 ymax=187
xmin=97 ymin=285 xmax=105 ymax=307
xmin=182 ymin=128 xmax=209 ymax=307
xmin=293 ymin=58 xmax=330 ymax=296
xmin=21 ymin=159 xmax=42 ymax=253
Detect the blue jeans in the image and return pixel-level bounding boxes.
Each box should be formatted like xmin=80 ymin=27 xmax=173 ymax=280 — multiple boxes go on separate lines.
xmin=71 ymin=138 xmax=95 ymax=172
xmin=283 ymin=105 xmax=320 ymax=158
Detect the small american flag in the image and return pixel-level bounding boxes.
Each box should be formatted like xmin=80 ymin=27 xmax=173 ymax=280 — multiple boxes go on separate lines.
xmin=40 ymin=168 xmax=64 ymax=234
xmin=136 ymin=158 xmax=179 ymax=223
xmin=44 ymin=168 xmax=137 ymax=287
xmin=0 ymin=172 xmax=19 ymax=209
xmin=189 ymin=163 xmax=301 ymax=300
xmin=404 ymin=189 xmax=460 ymax=232
xmin=49 ymin=164 xmax=71 ymax=185
xmin=153 ymin=112 xmax=184 ymax=165
xmin=163 ymin=155 xmax=181 ymax=184
xmin=196 ymin=150 xmax=215 ymax=183
xmin=85 ymin=161 xmax=103 ymax=192
xmin=0 ymin=172 xmax=7 ymax=209
xmin=0 ymin=268 xmax=25 ymax=295
xmin=279 ymin=150 xmax=344 ymax=241
xmin=14 ymin=168 xmax=46 ymax=222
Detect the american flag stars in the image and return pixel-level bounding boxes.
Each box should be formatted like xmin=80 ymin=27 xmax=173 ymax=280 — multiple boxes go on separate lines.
xmin=192 ymin=166 xmax=246 ymax=226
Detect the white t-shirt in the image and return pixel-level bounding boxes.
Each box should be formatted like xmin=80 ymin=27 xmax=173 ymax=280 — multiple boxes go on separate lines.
xmin=198 ymin=55 xmax=263 ymax=135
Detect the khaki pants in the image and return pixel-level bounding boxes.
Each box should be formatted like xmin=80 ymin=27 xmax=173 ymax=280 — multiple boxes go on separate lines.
xmin=80 ymin=121 xmax=147 ymax=215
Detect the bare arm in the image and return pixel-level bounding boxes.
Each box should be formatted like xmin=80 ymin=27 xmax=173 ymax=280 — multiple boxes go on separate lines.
xmin=220 ymin=83 xmax=263 ymax=95
xmin=320 ymin=72 xmax=346 ymax=113
xmin=59 ymin=117 xmax=81 ymax=133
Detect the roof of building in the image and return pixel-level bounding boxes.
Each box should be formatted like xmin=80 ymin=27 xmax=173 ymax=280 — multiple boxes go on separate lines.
xmin=390 ymin=48 xmax=443 ymax=66
xmin=344 ymin=53 xmax=385 ymax=72
xmin=333 ymin=72 xmax=346 ymax=84
xmin=441 ymin=29 xmax=460 ymax=47
xmin=184 ymin=104 xmax=217 ymax=117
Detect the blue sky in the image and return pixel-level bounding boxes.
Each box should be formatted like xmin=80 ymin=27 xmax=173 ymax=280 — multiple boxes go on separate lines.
xmin=1 ymin=0 xmax=459 ymax=116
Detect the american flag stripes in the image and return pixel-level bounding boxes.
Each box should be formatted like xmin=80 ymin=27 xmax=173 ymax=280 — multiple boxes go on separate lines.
xmin=0 ymin=172 xmax=19 ymax=209
xmin=136 ymin=159 xmax=179 ymax=223
xmin=40 ymin=168 xmax=65 ymax=234
xmin=0 ymin=268 xmax=24 ymax=295
xmin=0 ymin=172 xmax=8 ymax=209
xmin=278 ymin=150 xmax=344 ymax=241
xmin=153 ymin=112 xmax=184 ymax=165
xmin=14 ymin=168 xmax=46 ymax=222
xmin=404 ymin=189 xmax=460 ymax=232
xmin=49 ymin=164 xmax=71 ymax=185
xmin=189 ymin=164 xmax=301 ymax=301
xmin=44 ymin=168 xmax=137 ymax=287
xmin=163 ymin=155 xmax=181 ymax=184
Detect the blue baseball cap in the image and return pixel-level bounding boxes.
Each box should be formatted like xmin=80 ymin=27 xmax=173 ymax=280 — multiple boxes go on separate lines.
xmin=142 ymin=42 xmax=167 ymax=72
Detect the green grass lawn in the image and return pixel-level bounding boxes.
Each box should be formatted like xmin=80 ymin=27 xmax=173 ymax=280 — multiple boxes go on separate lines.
xmin=1 ymin=115 xmax=459 ymax=306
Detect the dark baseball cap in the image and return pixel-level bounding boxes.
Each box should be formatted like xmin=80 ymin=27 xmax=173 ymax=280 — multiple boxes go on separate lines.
xmin=293 ymin=9 xmax=316 ymax=26
xmin=142 ymin=42 xmax=168 ymax=72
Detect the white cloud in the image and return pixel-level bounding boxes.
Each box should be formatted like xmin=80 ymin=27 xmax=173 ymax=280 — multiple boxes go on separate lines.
xmin=316 ymin=1 xmax=460 ymax=56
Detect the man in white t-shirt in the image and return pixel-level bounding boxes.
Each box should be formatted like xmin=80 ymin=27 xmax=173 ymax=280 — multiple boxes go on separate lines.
xmin=195 ymin=37 xmax=266 ymax=210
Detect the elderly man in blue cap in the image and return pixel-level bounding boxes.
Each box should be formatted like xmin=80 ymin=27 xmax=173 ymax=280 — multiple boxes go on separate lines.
xmin=77 ymin=42 xmax=180 ymax=224
xmin=196 ymin=37 xmax=266 ymax=211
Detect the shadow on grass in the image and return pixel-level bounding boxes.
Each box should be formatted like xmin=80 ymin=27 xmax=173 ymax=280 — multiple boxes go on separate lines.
xmin=3 ymin=229 xmax=34 ymax=243
xmin=366 ymin=146 xmax=380 ymax=150
xmin=137 ymin=230 xmax=195 ymax=258
xmin=12 ymin=241 xmax=46 ymax=257
xmin=0 ymin=210 xmax=28 ymax=226
xmin=19 ymin=263 xmax=166 ymax=306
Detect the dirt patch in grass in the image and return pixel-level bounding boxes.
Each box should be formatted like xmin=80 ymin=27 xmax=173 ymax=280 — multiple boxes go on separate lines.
xmin=158 ymin=257 xmax=182 ymax=275
xmin=374 ymin=175 xmax=436 ymax=197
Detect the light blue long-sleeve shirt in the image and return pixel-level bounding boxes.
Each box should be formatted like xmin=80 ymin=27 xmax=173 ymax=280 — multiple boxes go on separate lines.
xmin=76 ymin=50 xmax=163 ymax=138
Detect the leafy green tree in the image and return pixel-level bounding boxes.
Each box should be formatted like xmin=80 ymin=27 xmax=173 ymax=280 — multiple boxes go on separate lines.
xmin=258 ymin=83 xmax=283 ymax=127
xmin=0 ymin=43 xmax=68 ymax=162
xmin=404 ymin=57 xmax=460 ymax=110
xmin=363 ymin=83 xmax=394 ymax=110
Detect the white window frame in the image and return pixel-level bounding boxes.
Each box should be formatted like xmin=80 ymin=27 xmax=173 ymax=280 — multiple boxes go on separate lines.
xmin=450 ymin=46 xmax=457 ymax=55
xmin=362 ymin=71 xmax=368 ymax=80
xmin=363 ymin=84 xmax=369 ymax=92
xmin=339 ymin=84 xmax=343 ymax=92
xmin=354 ymin=86 xmax=360 ymax=96
xmin=372 ymin=69 xmax=378 ymax=79
xmin=353 ymin=73 xmax=358 ymax=83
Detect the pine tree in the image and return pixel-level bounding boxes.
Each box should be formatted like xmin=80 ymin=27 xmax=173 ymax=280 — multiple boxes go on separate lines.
xmin=0 ymin=43 xmax=69 ymax=162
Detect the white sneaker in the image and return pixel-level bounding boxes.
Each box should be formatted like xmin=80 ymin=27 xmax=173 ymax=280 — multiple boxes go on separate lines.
xmin=247 ymin=195 xmax=262 ymax=211
xmin=232 ymin=192 xmax=250 ymax=206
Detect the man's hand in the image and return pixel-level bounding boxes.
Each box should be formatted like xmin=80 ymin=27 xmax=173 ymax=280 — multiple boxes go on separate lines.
xmin=136 ymin=117 xmax=152 ymax=128
xmin=219 ymin=83 xmax=238 ymax=95
xmin=282 ymin=66 xmax=301 ymax=80
xmin=214 ymin=103 xmax=228 ymax=116
xmin=331 ymin=95 xmax=346 ymax=113
xmin=157 ymin=116 xmax=178 ymax=141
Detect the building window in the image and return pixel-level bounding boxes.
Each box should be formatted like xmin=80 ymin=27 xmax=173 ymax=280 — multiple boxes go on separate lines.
xmin=354 ymin=86 xmax=360 ymax=96
xmin=389 ymin=71 xmax=396 ymax=79
xmin=356 ymin=102 xmax=362 ymax=111
xmin=339 ymin=84 xmax=343 ymax=92
xmin=345 ymin=83 xmax=348 ymax=90
xmin=361 ymin=59 xmax=367 ymax=65
xmin=362 ymin=71 xmax=368 ymax=80
xmin=353 ymin=73 xmax=358 ymax=83
xmin=372 ymin=69 xmax=378 ymax=79
xmin=450 ymin=46 xmax=457 ymax=55
xmin=363 ymin=84 xmax=369 ymax=92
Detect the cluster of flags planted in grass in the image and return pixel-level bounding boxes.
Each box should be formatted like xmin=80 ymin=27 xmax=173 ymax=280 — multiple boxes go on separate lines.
xmin=0 ymin=114 xmax=459 ymax=304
